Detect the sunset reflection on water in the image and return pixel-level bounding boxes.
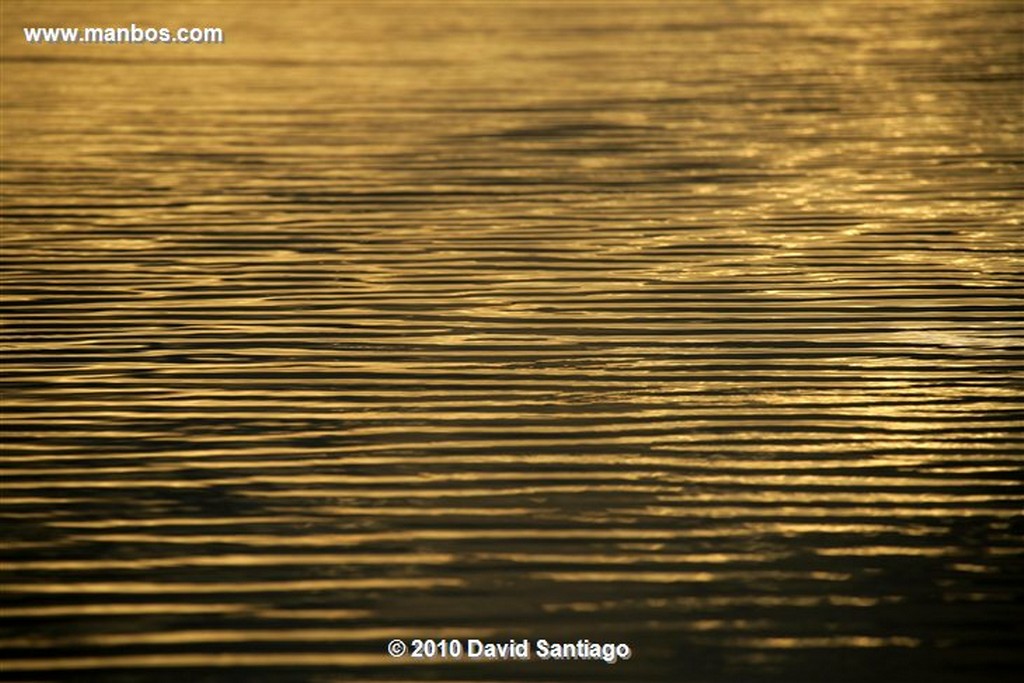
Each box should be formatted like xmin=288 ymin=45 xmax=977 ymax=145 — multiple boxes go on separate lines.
xmin=2 ymin=1 xmax=1022 ymax=681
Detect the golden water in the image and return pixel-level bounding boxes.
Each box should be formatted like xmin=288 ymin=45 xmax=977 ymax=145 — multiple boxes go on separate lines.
xmin=2 ymin=1 xmax=1022 ymax=681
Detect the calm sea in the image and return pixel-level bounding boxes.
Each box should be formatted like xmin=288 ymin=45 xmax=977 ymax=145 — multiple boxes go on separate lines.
xmin=2 ymin=1 xmax=1022 ymax=681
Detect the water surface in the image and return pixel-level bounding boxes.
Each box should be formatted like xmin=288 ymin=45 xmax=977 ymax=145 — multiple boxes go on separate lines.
xmin=2 ymin=1 xmax=1022 ymax=681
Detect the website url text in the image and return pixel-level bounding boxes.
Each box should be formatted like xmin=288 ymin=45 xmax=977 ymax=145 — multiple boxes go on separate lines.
xmin=23 ymin=25 xmax=224 ymax=45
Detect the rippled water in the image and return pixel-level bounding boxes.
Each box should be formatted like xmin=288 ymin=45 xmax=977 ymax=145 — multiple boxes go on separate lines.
xmin=2 ymin=1 xmax=1022 ymax=681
